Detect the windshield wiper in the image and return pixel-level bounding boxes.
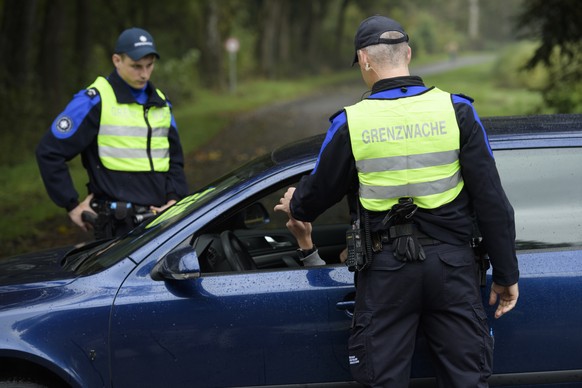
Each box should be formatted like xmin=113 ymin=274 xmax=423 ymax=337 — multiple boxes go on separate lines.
xmin=61 ymin=239 xmax=114 ymax=271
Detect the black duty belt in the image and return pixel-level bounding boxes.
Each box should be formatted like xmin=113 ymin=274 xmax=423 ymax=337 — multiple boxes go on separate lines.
xmin=373 ymin=225 xmax=441 ymax=247
xmin=90 ymin=199 xmax=152 ymax=221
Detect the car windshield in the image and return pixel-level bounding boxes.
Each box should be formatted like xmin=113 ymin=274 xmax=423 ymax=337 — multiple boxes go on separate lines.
xmin=71 ymin=153 xmax=281 ymax=275
xmin=149 ymin=154 xmax=276 ymax=227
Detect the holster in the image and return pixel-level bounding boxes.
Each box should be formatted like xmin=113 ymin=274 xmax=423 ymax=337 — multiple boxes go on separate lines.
xmin=471 ymin=237 xmax=490 ymax=287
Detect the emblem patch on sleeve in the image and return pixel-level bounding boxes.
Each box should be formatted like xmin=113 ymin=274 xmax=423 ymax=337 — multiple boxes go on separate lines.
xmin=86 ymin=88 xmax=97 ymax=97
xmin=56 ymin=116 xmax=73 ymax=133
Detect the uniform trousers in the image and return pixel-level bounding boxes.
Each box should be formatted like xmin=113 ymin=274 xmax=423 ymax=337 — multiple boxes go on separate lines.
xmin=348 ymin=243 xmax=493 ymax=388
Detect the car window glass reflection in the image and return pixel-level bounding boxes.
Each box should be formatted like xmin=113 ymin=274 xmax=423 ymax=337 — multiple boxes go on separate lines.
xmin=495 ymin=147 xmax=582 ymax=249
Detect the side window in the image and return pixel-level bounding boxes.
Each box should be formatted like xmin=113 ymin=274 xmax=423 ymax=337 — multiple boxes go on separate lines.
xmin=254 ymin=174 xmax=351 ymax=230
xmin=191 ymin=173 xmax=351 ymax=274
xmin=494 ymin=147 xmax=582 ymax=249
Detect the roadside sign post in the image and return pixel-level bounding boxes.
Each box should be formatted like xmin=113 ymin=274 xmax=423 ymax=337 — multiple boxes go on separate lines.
xmin=225 ymin=37 xmax=240 ymax=93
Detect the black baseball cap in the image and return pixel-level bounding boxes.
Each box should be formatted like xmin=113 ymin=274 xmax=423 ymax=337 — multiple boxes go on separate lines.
xmin=352 ymin=15 xmax=409 ymax=65
xmin=114 ymin=27 xmax=160 ymax=61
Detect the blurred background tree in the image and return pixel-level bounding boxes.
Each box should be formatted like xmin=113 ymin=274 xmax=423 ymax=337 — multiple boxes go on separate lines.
xmin=516 ymin=0 xmax=582 ymax=113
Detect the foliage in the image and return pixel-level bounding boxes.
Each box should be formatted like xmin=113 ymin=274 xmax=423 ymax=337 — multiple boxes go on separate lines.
xmin=422 ymin=60 xmax=545 ymax=117
xmin=154 ymin=49 xmax=201 ymax=104
xmin=540 ymin=50 xmax=582 ymax=113
xmin=516 ymin=0 xmax=582 ymax=113
xmin=516 ymin=0 xmax=582 ymax=68
xmin=0 ymin=82 xmax=45 ymax=166
xmin=491 ymin=42 xmax=547 ymax=90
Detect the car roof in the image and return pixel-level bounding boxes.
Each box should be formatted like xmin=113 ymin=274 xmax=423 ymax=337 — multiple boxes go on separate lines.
xmin=271 ymin=114 xmax=582 ymax=164
xmin=482 ymin=113 xmax=582 ymax=135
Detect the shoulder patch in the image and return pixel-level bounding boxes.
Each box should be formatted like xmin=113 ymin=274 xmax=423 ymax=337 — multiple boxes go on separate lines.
xmin=55 ymin=116 xmax=73 ymax=134
xmin=454 ymin=93 xmax=474 ymax=103
xmin=86 ymin=87 xmax=98 ymax=98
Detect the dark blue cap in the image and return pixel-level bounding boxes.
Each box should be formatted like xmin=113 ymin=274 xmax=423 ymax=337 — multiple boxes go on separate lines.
xmin=114 ymin=27 xmax=159 ymax=60
xmin=353 ymin=16 xmax=409 ymax=65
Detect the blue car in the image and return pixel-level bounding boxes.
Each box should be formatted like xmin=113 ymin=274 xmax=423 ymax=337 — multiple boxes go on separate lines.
xmin=1 ymin=114 xmax=582 ymax=387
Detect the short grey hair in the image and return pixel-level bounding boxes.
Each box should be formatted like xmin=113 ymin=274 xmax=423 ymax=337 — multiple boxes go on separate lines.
xmin=363 ymin=31 xmax=409 ymax=67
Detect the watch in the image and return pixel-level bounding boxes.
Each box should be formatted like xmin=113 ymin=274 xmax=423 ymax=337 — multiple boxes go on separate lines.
xmin=297 ymin=245 xmax=317 ymax=259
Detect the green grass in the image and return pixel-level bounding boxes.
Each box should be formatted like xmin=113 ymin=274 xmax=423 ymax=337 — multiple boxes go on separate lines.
xmin=422 ymin=61 xmax=545 ymax=117
xmin=0 ymin=55 xmax=545 ymax=251
xmin=174 ymin=70 xmax=360 ymax=154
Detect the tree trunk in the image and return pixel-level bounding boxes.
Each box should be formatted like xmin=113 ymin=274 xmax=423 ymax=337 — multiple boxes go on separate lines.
xmin=468 ymin=0 xmax=480 ymax=47
xmin=0 ymin=0 xmax=38 ymax=88
xmin=200 ymin=0 xmax=224 ymax=89
xmin=333 ymin=0 xmax=351 ymax=68
xmin=38 ymin=0 xmax=68 ymax=117
xmin=74 ymin=0 xmax=91 ymax=86
xmin=259 ymin=0 xmax=285 ymax=79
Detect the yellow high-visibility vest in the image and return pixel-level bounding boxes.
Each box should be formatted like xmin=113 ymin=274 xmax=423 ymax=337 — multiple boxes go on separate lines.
xmin=90 ymin=77 xmax=171 ymax=172
xmin=346 ymin=87 xmax=464 ymax=211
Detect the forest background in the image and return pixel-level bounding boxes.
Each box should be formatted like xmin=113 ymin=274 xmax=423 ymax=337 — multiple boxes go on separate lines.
xmin=0 ymin=0 xmax=581 ymax=256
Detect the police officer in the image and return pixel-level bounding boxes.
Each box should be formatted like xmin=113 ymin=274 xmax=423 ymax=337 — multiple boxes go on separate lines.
xmin=275 ymin=15 xmax=519 ymax=387
xmin=36 ymin=27 xmax=188 ymax=239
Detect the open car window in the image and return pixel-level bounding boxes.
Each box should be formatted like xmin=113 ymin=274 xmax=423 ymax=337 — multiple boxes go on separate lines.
xmin=189 ymin=173 xmax=351 ymax=275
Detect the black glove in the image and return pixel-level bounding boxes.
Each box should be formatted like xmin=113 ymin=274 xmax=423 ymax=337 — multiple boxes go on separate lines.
xmin=392 ymin=234 xmax=426 ymax=262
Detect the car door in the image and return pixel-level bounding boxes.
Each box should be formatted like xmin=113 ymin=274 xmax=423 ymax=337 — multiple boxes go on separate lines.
xmin=109 ymin=257 xmax=355 ymax=387
xmin=108 ymin=174 xmax=357 ymax=387
xmin=484 ymin=143 xmax=582 ymax=384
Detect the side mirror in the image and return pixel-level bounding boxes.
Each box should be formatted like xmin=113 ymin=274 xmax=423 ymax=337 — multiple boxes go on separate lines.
xmin=243 ymin=202 xmax=270 ymax=228
xmin=150 ymin=246 xmax=201 ymax=281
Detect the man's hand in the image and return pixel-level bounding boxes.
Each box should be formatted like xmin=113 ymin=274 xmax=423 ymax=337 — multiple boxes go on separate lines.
xmin=68 ymin=194 xmax=96 ymax=232
xmin=286 ymin=217 xmax=313 ymax=249
xmin=150 ymin=199 xmax=177 ymax=214
xmin=489 ymin=282 xmax=519 ymax=319
xmin=339 ymin=247 xmax=348 ymax=263
xmin=273 ymin=187 xmax=296 ymax=216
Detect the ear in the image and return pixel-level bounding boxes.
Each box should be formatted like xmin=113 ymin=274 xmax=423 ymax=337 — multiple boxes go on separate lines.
xmin=112 ymin=53 xmax=122 ymax=68
xmin=405 ymin=46 xmax=412 ymax=64
xmin=357 ymin=49 xmax=368 ymax=70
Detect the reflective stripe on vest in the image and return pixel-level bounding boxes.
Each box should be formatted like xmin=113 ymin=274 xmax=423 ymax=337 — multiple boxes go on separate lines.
xmin=346 ymin=88 xmax=464 ymax=211
xmin=90 ymin=77 xmax=171 ymax=172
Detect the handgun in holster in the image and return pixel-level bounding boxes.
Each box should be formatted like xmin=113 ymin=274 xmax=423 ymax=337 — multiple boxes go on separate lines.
xmin=471 ymin=237 xmax=490 ymax=287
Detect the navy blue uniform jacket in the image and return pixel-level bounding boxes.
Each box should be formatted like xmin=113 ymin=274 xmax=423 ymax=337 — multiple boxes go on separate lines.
xmin=36 ymin=71 xmax=188 ymax=212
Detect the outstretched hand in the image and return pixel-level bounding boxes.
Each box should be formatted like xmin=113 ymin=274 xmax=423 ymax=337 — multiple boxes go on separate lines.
xmin=285 ymin=217 xmax=313 ymax=249
xmin=489 ymin=282 xmax=519 ymax=319
xmin=273 ymin=187 xmax=296 ymax=216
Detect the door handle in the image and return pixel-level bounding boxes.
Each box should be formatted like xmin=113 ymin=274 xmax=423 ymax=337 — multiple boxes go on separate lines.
xmin=336 ymin=300 xmax=355 ymax=318
xmin=264 ymin=235 xmax=293 ymax=249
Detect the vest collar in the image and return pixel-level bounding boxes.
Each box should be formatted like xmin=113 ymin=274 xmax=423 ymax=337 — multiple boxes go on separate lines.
xmin=108 ymin=71 xmax=166 ymax=107
xmin=371 ymin=76 xmax=425 ymax=95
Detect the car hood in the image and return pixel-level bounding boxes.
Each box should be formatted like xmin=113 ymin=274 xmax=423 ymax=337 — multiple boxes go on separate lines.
xmin=0 ymin=245 xmax=79 ymax=287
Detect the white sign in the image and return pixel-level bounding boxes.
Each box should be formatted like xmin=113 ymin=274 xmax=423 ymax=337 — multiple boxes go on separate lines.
xmin=225 ymin=37 xmax=240 ymax=53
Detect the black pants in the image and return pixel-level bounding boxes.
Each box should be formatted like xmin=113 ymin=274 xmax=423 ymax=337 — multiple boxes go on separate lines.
xmin=348 ymin=243 xmax=493 ymax=388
